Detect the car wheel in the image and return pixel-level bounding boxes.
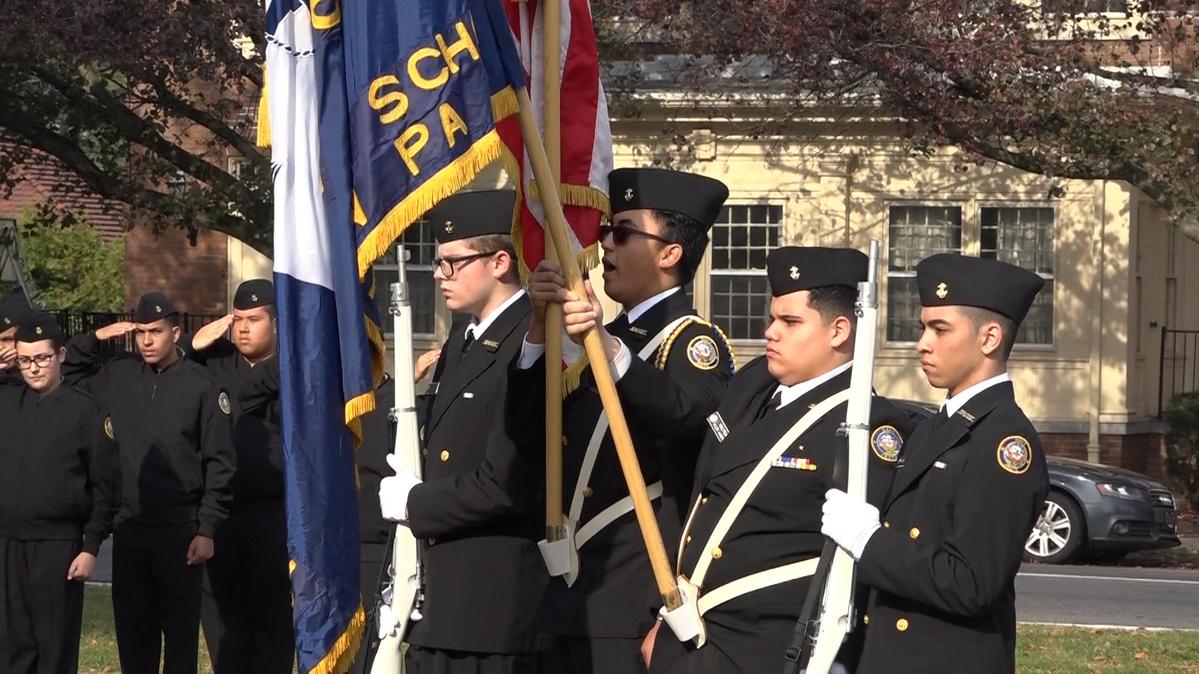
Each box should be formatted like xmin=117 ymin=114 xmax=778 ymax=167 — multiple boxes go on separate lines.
xmin=1025 ymin=492 xmax=1084 ymax=564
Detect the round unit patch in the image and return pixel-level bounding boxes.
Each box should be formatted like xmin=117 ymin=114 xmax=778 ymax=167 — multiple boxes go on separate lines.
xmin=218 ymin=391 xmax=232 ymax=415
xmin=103 ymin=416 xmax=114 ymax=440
xmin=996 ymin=435 xmax=1032 ymax=475
xmin=686 ymin=335 xmax=720 ymax=371
xmin=870 ymin=425 xmax=903 ymax=463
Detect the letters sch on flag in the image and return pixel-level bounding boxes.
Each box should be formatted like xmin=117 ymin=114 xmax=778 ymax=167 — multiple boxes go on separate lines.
xmin=364 ymin=20 xmax=488 ymax=177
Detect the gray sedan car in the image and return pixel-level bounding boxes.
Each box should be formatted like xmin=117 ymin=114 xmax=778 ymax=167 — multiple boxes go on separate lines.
xmin=895 ymin=400 xmax=1181 ymax=564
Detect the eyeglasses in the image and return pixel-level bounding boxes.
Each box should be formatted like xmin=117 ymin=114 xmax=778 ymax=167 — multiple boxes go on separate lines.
xmin=17 ymin=354 xmax=56 ymax=369
xmin=599 ymin=223 xmax=675 ymax=246
xmin=432 ymin=251 xmax=497 ymax=278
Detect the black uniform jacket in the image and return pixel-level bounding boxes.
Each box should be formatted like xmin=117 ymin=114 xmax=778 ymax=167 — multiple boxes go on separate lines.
xmin=0 ymin=383 xmax=119 ymax=554
xmin=182 ymin=336 xmax=283 ymax=510
xmin=65 ymin=333 xmax=236 ymax=538
xmin=404 ymin=294 xmax=548 ymax=655
xmin=856 ymin=381 xmax=1049 ymax=674
xmin=676 ymin=358 xmax=910 ymax=672
xmin=506 ymin=289 xmax=734 ymax=639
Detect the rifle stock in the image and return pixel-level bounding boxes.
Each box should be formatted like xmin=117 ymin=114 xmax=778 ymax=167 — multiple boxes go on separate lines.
xmin=371 ymin=248 xmax=424 ymax=674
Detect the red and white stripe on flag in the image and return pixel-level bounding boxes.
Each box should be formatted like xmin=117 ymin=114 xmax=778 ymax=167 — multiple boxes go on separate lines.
xmin=497 ymin=0 xmax=613 ymax=277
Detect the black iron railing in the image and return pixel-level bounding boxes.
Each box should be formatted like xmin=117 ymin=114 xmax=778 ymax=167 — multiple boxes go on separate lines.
xmin=1158 ymin=327 xmax=1199 ymax=417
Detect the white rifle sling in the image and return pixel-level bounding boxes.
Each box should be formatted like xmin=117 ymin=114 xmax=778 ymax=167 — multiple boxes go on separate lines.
xmin=684 ymin=389 xmax=853 ymax=611
xmin=566 ymin=315 xmax=696 ymax=543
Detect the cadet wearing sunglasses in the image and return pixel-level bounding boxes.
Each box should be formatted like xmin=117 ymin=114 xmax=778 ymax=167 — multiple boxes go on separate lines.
xmin=509 ymin=167 xmax=737 ymax=674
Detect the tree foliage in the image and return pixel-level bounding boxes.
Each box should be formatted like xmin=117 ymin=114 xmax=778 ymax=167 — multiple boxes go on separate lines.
xmin=18 ymin=204 xmax=125 ymax=311
xmin=598 ymin=0 xmax=1199 ymax=241
xmin=0 ymin=1 xmax=1197 ymax=250
xmin=0 ymin=0 xmax=270 ymax=254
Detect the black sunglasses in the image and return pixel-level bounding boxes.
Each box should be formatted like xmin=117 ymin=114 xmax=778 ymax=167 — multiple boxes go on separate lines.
xmin=599 ymin=223 xmax=675 ymax=246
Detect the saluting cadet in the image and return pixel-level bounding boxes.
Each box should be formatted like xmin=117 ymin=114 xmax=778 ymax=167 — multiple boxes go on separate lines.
xmin=820 ymin=253 xmax=1050 ymax=674
xmin=0 ymin=295 xmax=29 ymax=387
xmin=647 ymin=247 xmax=912 ymax=673
xmin=64 ymin=292 xmax=236 ymax=674
xmin=377 ymin=190 xmax=547 ymax=673
xmin=0 ymin=313 xmax=119 ymax=674
xmin=184 ymin=280 xmax=294 ymax=673
xmin=510 ymin=168 xmax=735 ymax=674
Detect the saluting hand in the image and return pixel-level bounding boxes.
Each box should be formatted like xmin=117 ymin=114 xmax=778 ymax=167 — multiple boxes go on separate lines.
xmin=186 ymin=535 xmax=215 ymax=565
xmin=95 ymin=321 xmax=135 ymax=341
xmin=66 ymin=552 xmax=96 ymax=581
xmin=414 ymin=348 xmax=442 ymax=383
xmin=192 ymin=314 xmax=234 ymax=352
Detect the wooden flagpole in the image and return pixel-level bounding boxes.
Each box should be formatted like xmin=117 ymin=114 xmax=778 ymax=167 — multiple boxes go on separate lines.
xmin=514 ymin=87 xmax=682 ymax=609
xmin=541 ymin=0 xmax=566 ymax=540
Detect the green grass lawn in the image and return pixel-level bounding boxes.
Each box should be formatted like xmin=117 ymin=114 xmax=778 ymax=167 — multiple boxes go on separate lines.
xmin=79 ymin=586 xmax=1199 ymax=673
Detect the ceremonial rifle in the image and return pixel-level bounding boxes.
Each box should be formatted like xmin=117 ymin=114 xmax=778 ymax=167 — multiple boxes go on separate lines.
xmin=784 ymin=240 xmax=880 ymax=674
xmin=371 ymin=247 xmax=424 ymax=673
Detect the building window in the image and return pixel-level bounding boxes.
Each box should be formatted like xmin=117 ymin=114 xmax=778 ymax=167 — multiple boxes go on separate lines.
xmin=708 ymin=204 xmax=782 ymax=341
xmin=980 ymin=206 xmax=1055 ymax=345
xmin=886 ymin=205 xmax=963 ymax=342
xmin=373 ymin=220 xmax=437 ymax=336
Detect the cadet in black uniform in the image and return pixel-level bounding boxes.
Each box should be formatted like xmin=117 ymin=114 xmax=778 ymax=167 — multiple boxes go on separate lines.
xmin=509 ymin=169 xmax=735 ymax=674
xmin=185 ymin=280 xmax=294 ymax=673
xmin=821 ymin=254 xmax=1050 ymax=674
xmin=0 ymin=295 xmax=29 ymax=387
xmin=64 ymin=292 xmax=236 ymax=674
xmin=377 ymin=190 xmax=547 ymax=674
xmin=648 ymin=247 xmax=912 ymax=673
xmin=0 ymin=313 xmax=119 ymax=674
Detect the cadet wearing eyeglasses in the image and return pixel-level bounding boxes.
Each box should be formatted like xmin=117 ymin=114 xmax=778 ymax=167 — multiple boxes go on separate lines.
xmin=0 ymin=313 xmax=119 ymax=674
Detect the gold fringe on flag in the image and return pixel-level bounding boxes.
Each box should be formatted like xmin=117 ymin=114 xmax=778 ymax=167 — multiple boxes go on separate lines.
xmin=306 ymin=603 xmax=365 ymax=674
xmin=256 ymin=70 xmax=271 ymax=149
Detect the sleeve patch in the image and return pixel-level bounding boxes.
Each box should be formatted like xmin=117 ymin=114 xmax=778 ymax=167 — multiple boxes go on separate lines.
xmin=686 ymin=335 xmax=720 ymax=371
xmin=870 ymin=425 xmax=903 ymax=463
xmin=104 ymin=416 xmax=114 ymax=440
xmin=218 ymin=391 xmax=232 ymax=415
xmin=997 ymin=435 xmax=1032 ymax=475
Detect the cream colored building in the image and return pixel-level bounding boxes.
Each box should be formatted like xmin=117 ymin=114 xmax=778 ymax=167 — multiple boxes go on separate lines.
xmin=222 ymin=113 xmax=1199 ymax=475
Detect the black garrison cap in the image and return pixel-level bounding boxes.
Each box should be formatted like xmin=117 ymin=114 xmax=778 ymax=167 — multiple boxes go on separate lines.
xmin=234 ymin=279 xmax=275 ymax=310
xmin=916 ymin=253 xmax=1045 ymax=324
xmin=15 ymin=312 xmax=63 ymax=343
xmin=767 ymin=246 xmax=868 ymax=296
xmin=132 ymin=292 xmax=179 ymax=323
xmin=607 ymin=168 xmax=729 ymax=230
xmin=0 ymin=294 xmax=29 ymax=330
xmin=427 ymin=190 xmax=516 ymax=244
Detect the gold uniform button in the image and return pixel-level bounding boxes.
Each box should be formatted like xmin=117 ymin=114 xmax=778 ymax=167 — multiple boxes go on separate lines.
xmin=863 ymin=614 xmax=870 ymax=625
xmin=439 ymin=449 xmax=450 ymax=462
xmin=583 ymin=487 xmax=594 ymax=498
xmin=909 ymin=527 xmax=920 ymax=540
xmin=562 ymin=435 xmax=568 ymax=447
xmin=427 ymin=538 xmax=437 ymax=545
xmin=700 ymin=495 xmax=709 ymax=505
xmin=896 ymin=618 xmax=909 ymax=632
xmin=684 ymin=535 xmax=692 ymax=546
xmin=711 ymin=547 xmax=723 ymax=559
xmin=883 ymin=521 xmax=890 ymax=528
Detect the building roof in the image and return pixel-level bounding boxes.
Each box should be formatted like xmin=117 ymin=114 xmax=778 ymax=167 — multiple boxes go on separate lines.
xmin=0 ymin=141 xmax=127 ymax=241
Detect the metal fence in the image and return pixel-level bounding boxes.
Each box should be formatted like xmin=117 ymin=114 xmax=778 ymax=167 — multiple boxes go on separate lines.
xmin=1159 ymin=327 xmax=1199 ymax=417
xmin=48 ymin=311 xmax=224 ymax=356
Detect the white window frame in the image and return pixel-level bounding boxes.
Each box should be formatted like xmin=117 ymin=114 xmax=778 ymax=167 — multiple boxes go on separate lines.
xmin=698 ymin=202 xmax=784 ymax=349
xmin=373 ymin=219 xmax=445 ymax=345
xmin=978 ymin=203 xmax=1057 ymax=349
xmin=884 ymin=202 xmax=965 ymax=347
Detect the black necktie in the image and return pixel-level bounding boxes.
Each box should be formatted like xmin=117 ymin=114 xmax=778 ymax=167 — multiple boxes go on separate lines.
xmin=756 ymin=391 xmax=782 ymax=421
xmin=461 ymin=329 xmax=476 ymax=354
xmin=930 ymin=409 xmax=950 ymax=432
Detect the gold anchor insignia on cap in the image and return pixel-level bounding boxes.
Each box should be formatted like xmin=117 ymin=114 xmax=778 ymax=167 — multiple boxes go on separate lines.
xmin=623 ymin=188 xmax=634 ymax=202
xmin=443 ymin=220 xmax=454 ymax=234
xmin=35 ymin=326 xmax=43 ymax=335
xmin=2 ymin=318 xmax=9 ymax=325
xmin=935 ymin=282 xmax=948 ymax=299
xmin=155 ymin=305 xmax=163 ymax=313
xmin=250 ymin=293 xmax=258 ymax=302
xmin=789 ymin=266 xmax=800 ymax=280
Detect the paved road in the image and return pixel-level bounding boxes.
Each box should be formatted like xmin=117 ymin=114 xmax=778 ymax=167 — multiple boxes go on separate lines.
xmin=92 ymin=545 xmax=1199 ymax=630
xmin=1016 ymin=563 xmax=1199 ymax=629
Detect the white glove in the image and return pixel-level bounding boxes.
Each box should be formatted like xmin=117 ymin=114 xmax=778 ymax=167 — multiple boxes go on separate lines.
xmin=379 ymin=454 xmax=422 ymax=523
xmin=821 ymin=488 xmax=881 ymax=560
